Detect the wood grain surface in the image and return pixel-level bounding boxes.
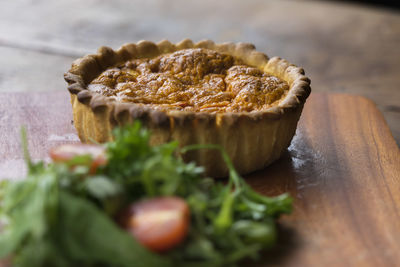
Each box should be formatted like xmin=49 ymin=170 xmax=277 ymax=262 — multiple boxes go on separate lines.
xmin=0 ymin=0 xmax=399 ymax=144
xmin=0 ymin=91 xmax=399 ymax=267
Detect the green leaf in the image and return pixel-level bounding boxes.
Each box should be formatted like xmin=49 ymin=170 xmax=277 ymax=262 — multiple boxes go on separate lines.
xmin=0 ymin=170 xmax=59 ymax=262
xmin=57 ymin=191 xmax=171 ymax=267
xmin=84 ymin=176 xmax=122 ymax=199
xmin=213 ymin=190 xmax=237 ymax=233
xmin=232 ymin=220 xmax=276 ymax=247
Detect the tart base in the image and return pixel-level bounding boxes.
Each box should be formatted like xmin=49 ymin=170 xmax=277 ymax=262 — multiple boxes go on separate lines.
xmin=71 ymin=93 xmax=303 ymax=177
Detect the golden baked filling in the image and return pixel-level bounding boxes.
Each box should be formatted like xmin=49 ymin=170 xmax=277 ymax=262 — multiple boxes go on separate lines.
xmin=88 ymin=48 xmax=289 ymax=112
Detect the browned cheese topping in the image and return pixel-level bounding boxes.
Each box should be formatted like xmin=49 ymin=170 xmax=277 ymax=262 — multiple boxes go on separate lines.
xmin=88 ymin=48 xmax=289 ymax=112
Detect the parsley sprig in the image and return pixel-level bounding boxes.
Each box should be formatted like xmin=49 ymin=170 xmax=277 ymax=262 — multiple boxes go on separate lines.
xmin=0 ymin=123 xmax=292 ymax=266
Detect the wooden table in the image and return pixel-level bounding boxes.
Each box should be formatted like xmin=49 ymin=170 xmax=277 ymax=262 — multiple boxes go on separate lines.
xmin=1 ymin=91 xmax=399 ymax=267
xmin=0 ymin=0 xmax=399 ymax=144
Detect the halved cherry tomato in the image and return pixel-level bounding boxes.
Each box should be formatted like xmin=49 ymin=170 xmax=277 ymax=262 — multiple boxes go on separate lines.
xmin=119 ymin=197 xmax=190 ymax=253
xmin=49 ymin=143 xmax=107 ymax=174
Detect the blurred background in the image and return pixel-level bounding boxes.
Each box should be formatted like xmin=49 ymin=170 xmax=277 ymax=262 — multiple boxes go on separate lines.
xmin=0 ymin=0 xmax=399 ymax=144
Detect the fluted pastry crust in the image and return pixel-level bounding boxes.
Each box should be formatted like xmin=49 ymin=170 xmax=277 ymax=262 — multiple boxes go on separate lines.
xmin=64 ymin=39 xmax=311 ymax=177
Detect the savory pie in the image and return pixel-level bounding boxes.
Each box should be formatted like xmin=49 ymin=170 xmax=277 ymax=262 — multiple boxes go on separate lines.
xmin=64 ymin=39 xmax=311 ymax=177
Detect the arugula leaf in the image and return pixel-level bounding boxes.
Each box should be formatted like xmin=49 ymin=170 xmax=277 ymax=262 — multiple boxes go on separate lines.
xmin=57 ymin=191 xmax=170 ymax=267
xmin=0 ymin=167 xmax=59 ymax=263
xmin=84 ymin=175 xmax=122 ymax=200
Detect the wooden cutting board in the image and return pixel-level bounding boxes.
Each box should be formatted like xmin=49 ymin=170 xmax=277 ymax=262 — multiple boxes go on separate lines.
xmin=0 ymin=91 xmax=399 ymax=267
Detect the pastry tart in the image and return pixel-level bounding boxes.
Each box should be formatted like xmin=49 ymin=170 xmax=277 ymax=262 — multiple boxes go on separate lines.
xmin=64 ymin=39 xmax=311 ymax=177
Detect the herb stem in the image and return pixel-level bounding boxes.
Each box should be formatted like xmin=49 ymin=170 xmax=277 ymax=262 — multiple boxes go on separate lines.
xmin=180 ymin=144 xmax=242 ymax=189
xmin=20 ymin=127 xmax=33 ymax=172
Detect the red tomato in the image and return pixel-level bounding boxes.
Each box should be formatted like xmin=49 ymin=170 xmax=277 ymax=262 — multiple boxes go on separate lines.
xmin=49 ymin=143 xmax=107 ymax=174
xmin=120 ymin=197 xmax=190 ymax=252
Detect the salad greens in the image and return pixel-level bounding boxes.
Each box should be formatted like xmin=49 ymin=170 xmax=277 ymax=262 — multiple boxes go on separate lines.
xmin=0 ymin=122 xmax=292 ymax=266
